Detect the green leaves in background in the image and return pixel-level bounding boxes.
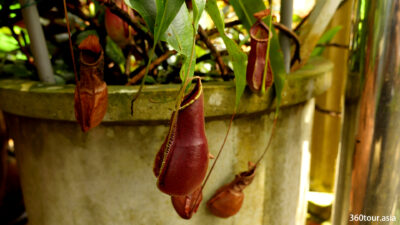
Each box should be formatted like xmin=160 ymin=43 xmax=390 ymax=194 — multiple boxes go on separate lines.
xmin=206 ymin=0 xmax=247 ymax=109
xmin=311 ymin=26 xmax=342 ymax=57
xmin=0 ymin=28 xmax=19 ymax=52
xmin=0 ymin=34 xmax=19 ymax=52
xmin=230 ymin=0 xmax=286 ymax=116
xmin=106 ymin=36 xmax=125 ymax=65
xmin=125 ymin=0 xmax=204 ymax=82
xmin=0 ymin=63 xmax=32 ymax=78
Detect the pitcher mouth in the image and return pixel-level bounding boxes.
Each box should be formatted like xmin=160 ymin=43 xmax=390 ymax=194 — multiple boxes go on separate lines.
xmin=80 ymin=50 xmax=104 ymax=67
xmin=249 ymin=20 xmax=271 ymax=43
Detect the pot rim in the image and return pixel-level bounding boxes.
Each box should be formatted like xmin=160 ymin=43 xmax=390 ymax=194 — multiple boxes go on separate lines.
xmin=0 ymin=57 xmax=332 ymax=122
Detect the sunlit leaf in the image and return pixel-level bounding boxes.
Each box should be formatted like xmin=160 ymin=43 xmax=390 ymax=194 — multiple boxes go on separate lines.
xmin=0 ymin=29 xmax=19 ymax=52
xmin=193 ymin=0 xmax=206 ymax=32
xmin=206 ymin=0 xmax=247 ymax=108
xmin=178 ymin=0 xmax=206 ymax=81
xmin=153 ymin=0 xmax=185 ymax=42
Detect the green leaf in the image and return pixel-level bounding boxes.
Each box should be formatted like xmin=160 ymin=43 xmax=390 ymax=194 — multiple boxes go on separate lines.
xmin=0 ymin=28 xmax=19 ymax=52
xmin=266 ymin=16 xmax=286 ymax=116
xmin=145 ymin=75 xmax=157 ymax=84
xmin=153 ymin=0 xmax=185 ymax=42
xmin=125 ymin=0 xmax=186 ymax=61
xmin=164 ymin=0 xmax=205 ymax=81
xmin=230 ymin=0 xmax=265 ymax=30
xmin=311 ymin=26 xmax=342 ymax=57
xmin=163 ymin=5 xmax=193 ymax=56
xmin=192 ymin=0 xmax=206 ymax=32
xmin=206 ymin=0 xmax=247 ymax=108
xmin=125 ymin=0 xmax=157 ymax=33
xmin=106 ymin=36 xmax=126 ymax=65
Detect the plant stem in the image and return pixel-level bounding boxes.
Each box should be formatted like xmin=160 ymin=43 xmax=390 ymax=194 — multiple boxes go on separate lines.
xmin=19 ymin=0 xmax=55 ymax=84
xmin=261 ymin=15 xmax=273 ymax=94
xmin=191 ymin=112 xmax=236 ymax=213
xmin=130 ymin=45 xmax=156 ymax=115
xmin=254 ymin=118 xmax=277 ymax=166
xmin=279 ymin=0 xmax=293 ymax=73
xmin=198 ymin=26 xmax=229 ymax=79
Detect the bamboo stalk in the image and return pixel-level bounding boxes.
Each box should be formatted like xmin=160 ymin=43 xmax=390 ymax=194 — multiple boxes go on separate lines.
xmin=279 ymin=0 xmax=293 ymax=73
xmin=20 ymin=0 xmax=55 ymax=84
xmin=291 ymin=0 xmax=342 ymax=71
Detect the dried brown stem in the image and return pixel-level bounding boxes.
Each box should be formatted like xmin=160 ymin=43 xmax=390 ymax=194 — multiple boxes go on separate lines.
xmin=191 ymin=112 xmax=236 ymax=213
xmin=315 ymin=105 xmax=342 ymax=117
xmin=294 ymin=9 xmax=312 ymax=32
xmin=126 ymin=50 xmax=176 ymax=85
xmin=254 ymin=118 xmax=277 ymax=166
xmin=198 ymin=26 xmax=229 ymax=78
xmin=206 ymin=20 xmax=241 ymax=36
xmin=316 ymin=43 xmax=349 ymax=49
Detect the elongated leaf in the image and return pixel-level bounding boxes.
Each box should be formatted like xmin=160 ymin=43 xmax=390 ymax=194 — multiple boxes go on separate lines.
xmin=179 ymin=0 xmax=205 ymax=81
xmin=268 ymin=21 xmax=286 ymax=114
xmin=292 ymin=0 xmax=342 ymax=70
xmin=125 ymin=0 xmax=192 ymax=55
xmin=230 ymin=0 xmax=286 ymax=115
xmin=164 ymin=5 xmax=193 ymax=56
xmin=125 ymin=0 xmax=185 ymax=44
xmin=193 ymin=0 xmax=206 ymax=31
xmin=311 ymin=26 xmax=342 ymax=56
xmin=206 ymin=0 xmax=247 ymax=108
xmin=164 ymin=5 xmax=195 ymax=80
xmin=125 ymin=0 xmax=157 ymax=33
xmin=154 ymin=0 xmax=185 ymax=42
xmin=230 ymin=0 xmax=265 ymax=30
xmin=106 ymin=36 xmax=125 ymax=65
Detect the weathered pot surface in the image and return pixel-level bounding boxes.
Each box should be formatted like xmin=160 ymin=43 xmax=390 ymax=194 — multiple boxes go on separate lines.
xmin=0 ymin=57 xmax=332 ymax=225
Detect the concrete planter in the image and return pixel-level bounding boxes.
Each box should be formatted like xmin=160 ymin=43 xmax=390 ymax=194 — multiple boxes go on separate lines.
xmin=0 ymin=57 xmax=332 ymax=225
